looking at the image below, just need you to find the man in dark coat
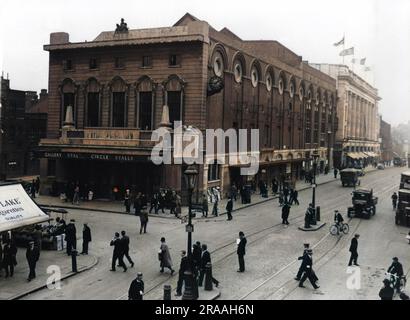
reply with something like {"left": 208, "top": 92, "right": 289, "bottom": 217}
{"left": 298, "top": 249, "right": 319, "bottom": 289}
{"left": 3, "top": 241, "right": 14, "bottom": 277}
{"left": 237, "top": 231, "right": 247, "bottom": 272}
{"left": 149, "top": 193, "right": 159, "bottom": 214}
{"left": 121, "top": 231, "right": 134, "bottom": 267}
{"left": 290, "top": 189, "right": 299, "bottom": 205}
{"left": 81, "top": 224, "right": 92, "bottom": 255}
{"left": 198, "top": 244, "right": 219, "bottom": 287}
{"left": 379, "top": 279, "right": 394, "bottom": 300}
{"left": 175, "top": 250, "right": 189, "bottom": 296}
{"left": 282, "top": 203, "right": 291, "bottom": 225}
{"left": 391, "top": 192, "right": 398, "bottom": 210}
{"left": 124, "top": 189, "right": 131, "bottom": 213}
{"left": 334, "top": 168, "right": 338, "bottom": 179}
{"left": 226, "top": 198, "right": 233, "bottom": 221}
{"left": 128, "top": 272, "right": 144, "bottom": 300}
{"left": 192, "top": 241, "right": 202, "bottom": 272}
{"left": 26, "top": 241, "right": 40, "bottom": 281}
{"left": 65, "top": 219, "right": 77, "bottom": 256}
{"left": 110, "top": 232, "right": 127, "bottom": 272}
{"left": 295, "top": 243, "right": 310, "bottom": 281}
{"left": 348, "top": 234, "right": 360, "bottom": 266}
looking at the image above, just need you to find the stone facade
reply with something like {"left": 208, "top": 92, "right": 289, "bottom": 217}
{"left": 310, "top": 64, "right": 381, "bottom": 168}
{"left": 38, "top": 14, "right": 337, "bottom": 200}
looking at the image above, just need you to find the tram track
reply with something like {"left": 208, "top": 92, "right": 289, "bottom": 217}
{"left": 116, "top": 169, "right": 400, "bottom": 300}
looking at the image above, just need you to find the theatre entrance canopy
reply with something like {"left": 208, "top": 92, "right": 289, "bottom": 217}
{"left": 0, "top": 182, "right": 49, "bottom": 233}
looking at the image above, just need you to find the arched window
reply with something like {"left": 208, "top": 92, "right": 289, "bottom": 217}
{"left": 109, "top": 77, "right": 128, "bottom": 127}
{"left": 163, "top": 75, "right": 185, "bottom": 128}
{"left": 60, "top": 78, "right": 77, "bottom": 127}
{"left": 136, "top": 76, "right": 155, "bottom": 130}
{"left": 85, "top": 78, "right": 101, "bottom": 127}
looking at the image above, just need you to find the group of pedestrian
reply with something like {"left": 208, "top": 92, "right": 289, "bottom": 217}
{"left": 110, "top": 230, "right": 134, "bottom": 272}
{"left": 279, "top": 187, "right": 299, "bottom": 226}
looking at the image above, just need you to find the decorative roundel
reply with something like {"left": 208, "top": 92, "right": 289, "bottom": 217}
{"left": 213, "top": 52, "right": 224, "bottom": 77}
{"left": 278, "top": 78, "right": 284, "bottom": 95}
{"left": 266, "top": 73, "right": 273, "bottom": 91}
{"left": 299, "top": 86, "right": 304, "bottom": 101}
{"left": 251, "top": 66, "right": 259, "bottom": 87}
{"left": 289, "top": 82, "right": 295, "bottom": 98}
{"left": 234, "top": 61, "right": 243, "bottom": 83}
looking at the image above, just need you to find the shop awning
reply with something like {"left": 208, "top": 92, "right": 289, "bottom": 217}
{"left": 347, "top": 152, "right": 360, "bottom": 159}
{"left": 365, "top": 152, "right": 378, "bottom": 157}
{"left": 0, "top": 183, "right": 49, "bottom": 233}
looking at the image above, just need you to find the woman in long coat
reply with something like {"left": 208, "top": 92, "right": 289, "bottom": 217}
{"left": 159, "top": 237, "right": 174, "bottom": 275}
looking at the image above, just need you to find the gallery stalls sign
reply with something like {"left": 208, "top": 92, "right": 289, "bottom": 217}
{"left": 35, "top": 151, "right": 150, "bottom": 163}
{"left": 0, "top": 183, "right": 49, "bottom": 233}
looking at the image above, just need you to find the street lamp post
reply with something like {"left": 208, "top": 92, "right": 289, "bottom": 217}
{"left": 311, "top": 150, "right": 320, "bottom": 225}
{"left": 182, "top": 165, "right": 198, "bottom": 300}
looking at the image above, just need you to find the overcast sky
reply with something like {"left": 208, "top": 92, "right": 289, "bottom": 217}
{"left": 1, "top": 0, "right": 409, "bottom": 126}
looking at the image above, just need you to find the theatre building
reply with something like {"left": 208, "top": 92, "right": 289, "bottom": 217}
{"left": 38, "top": 13, "right": 337, "bottom": 200}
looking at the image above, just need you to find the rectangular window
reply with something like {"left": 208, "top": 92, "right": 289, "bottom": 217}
{"left": 139, "top": 92, "right": 152, "bottom": 130}
{"left": 114, "top": 57, "right": 125, "bottom": 69}
{"left": 87, "top": 93, "right": 100, "bottom": 127}
{"left": 208, "top": 161, "right": 220, "bottom": 181}
{"left": 167, "top": 91, "right": 181, "bottom": 127}
{"left": 63, "top": 92, "right": 75, "bottom": 123}
{"left": 89, "top": 58, "right": 98, "bottom": 70}
{"left": 142, "top": 56, "right": 152, "bottom": 68}
{"left": 169, "top": 54, "right": 179, "bottom": 66}
{"left": 306, "top": 128, "right": 311, "bottom": 143}
{"left": 63, "top": 59, "right": 73, "bottom": 71}
{"left": 112, "top": 92, "right": 126, "bottom": 127}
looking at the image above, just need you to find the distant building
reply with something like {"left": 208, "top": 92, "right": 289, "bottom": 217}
{"left": 310, "top": 64, "right": 381, "bottom": 168}
{"left": 379, "top": 117, "right": 393, "bottom": 163}
{"left": 0, "top": 76, "right": 48, "bottom": 180}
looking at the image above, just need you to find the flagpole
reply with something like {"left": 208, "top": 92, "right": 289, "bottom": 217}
{"left": 342, "top": 32, "right": 345, "bottom": 65}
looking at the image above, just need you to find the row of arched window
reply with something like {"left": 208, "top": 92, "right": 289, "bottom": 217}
{"left": 210, "top": 44, "right": 335, "bottom": 106}
{"left": 59, "top": 75, "right": 185, "bottom": 129}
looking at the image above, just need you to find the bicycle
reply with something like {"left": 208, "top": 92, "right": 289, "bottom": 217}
{"left": 385, "top": 272, "right": 407, "bottom": 294}
{"left": 329, "top": 221, "right": 349, "bottom": 235}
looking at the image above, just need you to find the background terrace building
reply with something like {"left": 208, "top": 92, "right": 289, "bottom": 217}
{"left": 0, "top": 76, "right": 48, "bottom": 180}
{"left": 38, "top": 13, "right": 337, "bottom": 200}
{"left": 311, "top": 64, "right": 381, "bottom": 169}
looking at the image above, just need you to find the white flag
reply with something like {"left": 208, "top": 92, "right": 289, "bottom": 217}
{"left": 339, "top": 47, "right": 354, "bottom": 56}
{"left": 334, "top": 37, "right": 345, "bottom": 47}
{"left": 364, "top": 66, "right": 371, "bottom": 71}
{"left": 351, "top": 58, "right": 357, "bottom": 64}
{"left": 360, "top": 58, "right": 366, "bottom": 65}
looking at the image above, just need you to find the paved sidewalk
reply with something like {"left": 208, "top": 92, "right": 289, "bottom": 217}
{"left": 35, "top": 167, "right": 380, "bottom": 220}
{"left": 0, "top": 249, "right": 98, "bottom": 300}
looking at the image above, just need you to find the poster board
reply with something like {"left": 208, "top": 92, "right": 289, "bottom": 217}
{"left": 0, "top": 183, "right": 49, "bottom": 233}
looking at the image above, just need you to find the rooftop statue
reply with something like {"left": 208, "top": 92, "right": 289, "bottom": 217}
{"left": 115, "top": 18, "right": 129, "bottom": 32}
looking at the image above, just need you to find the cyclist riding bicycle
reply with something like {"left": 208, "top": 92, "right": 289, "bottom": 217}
{"left": 334, "top": 210, "right": 344, "bottom": 235}
{"left": 387, "top": 257, "right": 404, "bottom": 293}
